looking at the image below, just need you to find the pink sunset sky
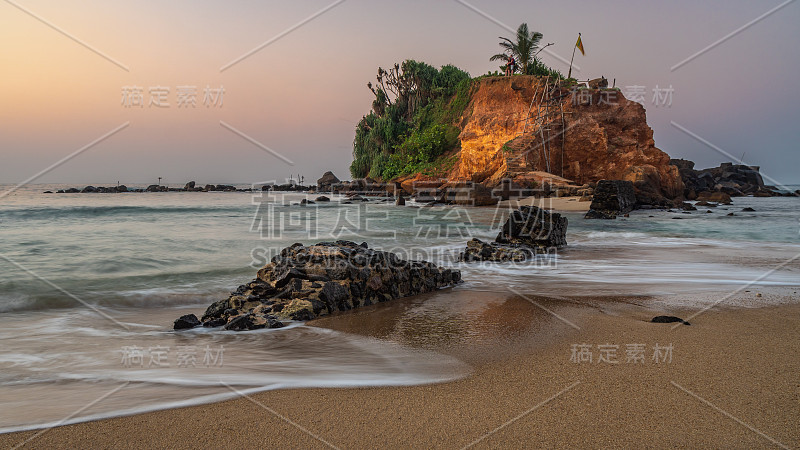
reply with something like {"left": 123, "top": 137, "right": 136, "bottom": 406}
{"left": 1, "top": 0, "right": 798, "bottom": 186}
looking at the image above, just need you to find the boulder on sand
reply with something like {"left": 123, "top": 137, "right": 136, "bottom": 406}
{"left": 651, "top": 315, "right": 690, "bottom": 326}
{"left": 182, "top": 241, "right": 461, "bottom": 331}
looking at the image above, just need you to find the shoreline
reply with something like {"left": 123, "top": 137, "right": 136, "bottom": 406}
{"left": 497, "top": 195, "right": 591, "bottom": 212}
{"left": 2, "top": 290, "right": 798, "bottom": 448}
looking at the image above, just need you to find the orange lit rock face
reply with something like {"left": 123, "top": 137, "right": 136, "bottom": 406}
{"left": 453, "top": 76, "right": 682, "bottom": 202}
{"left": 455, "top": 77, "right": 538, "bottom": 183}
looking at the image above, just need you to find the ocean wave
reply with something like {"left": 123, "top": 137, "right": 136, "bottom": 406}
{"left": 0, "top": 323, "right": 469, "bottom": 433}
{"left": 0, "top": 205, "right": 247, "bottom": 220}
{"left": 0, "top": 267, "right": 250, "bottom": 313}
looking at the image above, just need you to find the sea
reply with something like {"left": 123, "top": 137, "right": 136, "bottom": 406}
{"left": 1, "top": 183, "right": 798, "bottom": 432}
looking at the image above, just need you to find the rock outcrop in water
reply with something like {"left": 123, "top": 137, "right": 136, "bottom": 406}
{"left": 461, "top": 206, "right": 567, "bottom": 262}
{"left": 670, "top": 160, "right": 791, "bottom": 198}
{"left": 177, "top": 241, "right": 461, "bottom": 331}
{"left": 316, "top": 171, "right": 341, "bottom": 190}
{"left": 585, "top": 180, "right": 637, "bottom": 219}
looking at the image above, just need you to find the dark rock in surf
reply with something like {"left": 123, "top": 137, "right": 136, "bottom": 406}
{"left": 173, "top": 314, "right": 201, "bottom": 330}
{"left": 497, "top": 205, "right": 568, "bottom": 249}
{"left": 460, "top": 238, "right": 536, "bottom": 262}
{"left": 184, "top": 240, "right": 461, "bottom": 330}
{"left": 585, "top": 180, "right": 636, "bottom": 219}
{"left": 224, "top": 313, "right": 284, "bottom": 331}
{"left": 460, "top": 205, "right": 567, "bottom": 262}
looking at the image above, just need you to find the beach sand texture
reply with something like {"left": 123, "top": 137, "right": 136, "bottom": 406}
{"left": 3, "top": 291, "right": 797, "bottom": 449}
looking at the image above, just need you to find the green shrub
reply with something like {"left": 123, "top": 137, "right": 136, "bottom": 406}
{"left": 526, "top": 59, "right": 564, "bottom": 79}
{"left": 352, "top": 60, "right": 472, "bottom": 180}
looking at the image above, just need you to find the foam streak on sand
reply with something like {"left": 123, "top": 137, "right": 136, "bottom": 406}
{"left": 2, "top": 295, "right": 798, "bottom": 448}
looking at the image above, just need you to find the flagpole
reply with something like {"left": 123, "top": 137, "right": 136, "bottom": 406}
{"left": 568, "top": 46, "right": 576, "bottom": 79}
{"left": 568, "top": 33, "right": 580, "bottom": 79}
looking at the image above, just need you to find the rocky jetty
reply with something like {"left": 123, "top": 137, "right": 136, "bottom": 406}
{"left": 176, "top": 241, "right": 461, "bottom": 331}
{"left": 398, "top": 180, "right": 498, "bottom": 206}
{"left": 55, "top": 181, "right": 259, "bottom": 194}
{"left": 585, "top": 180, "right": 637, "bottom": 219}
{"left": 461, "top": 205, "right": 567, "bottom": 262}
{"left": 261, "top": 183, "right": 312, "bottom": 192}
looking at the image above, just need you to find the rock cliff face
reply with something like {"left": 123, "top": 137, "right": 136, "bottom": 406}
{"left": 451, "top": 76, "right": 682, "bottom": 204}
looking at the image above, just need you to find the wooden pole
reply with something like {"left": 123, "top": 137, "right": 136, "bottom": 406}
{"left": 567, "top": 33, "right": 580, "bottom": 79}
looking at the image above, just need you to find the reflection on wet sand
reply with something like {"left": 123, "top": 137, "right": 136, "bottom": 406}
{"left": 311, "top": 287, "right": 594, "bottom": 365}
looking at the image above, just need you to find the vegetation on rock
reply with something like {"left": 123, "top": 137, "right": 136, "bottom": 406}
{"left": 489, "top": 23, "right": 564, "bottom": 79}
{"left": 351, "top": 60, "right": 471, "bottom": 180}
{"left": 350, "top": 25, "right": 565, "bottom": 181}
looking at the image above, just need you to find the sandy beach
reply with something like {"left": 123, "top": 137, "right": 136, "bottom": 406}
{"left": 498, "top": 196, "right": 592, "bottom": 212}
{"left": 3, "top": 289, "right": 797, "bottom": 449}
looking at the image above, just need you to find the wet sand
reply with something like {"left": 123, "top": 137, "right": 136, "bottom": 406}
{"left": 2, "top": 291, "right": 798, "bottom": 449}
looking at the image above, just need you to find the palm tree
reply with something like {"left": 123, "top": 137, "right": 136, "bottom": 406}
{"left": 490, "top": 23, "right": 543, "bottom": 75}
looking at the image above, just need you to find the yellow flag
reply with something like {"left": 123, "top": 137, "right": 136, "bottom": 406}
{"left": 576, "top": 35, "right": 585, "bottom": 56}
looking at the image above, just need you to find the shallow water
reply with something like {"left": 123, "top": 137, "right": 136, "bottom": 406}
{"left": 0, "top": 183, "right": 798, "bottom": 431}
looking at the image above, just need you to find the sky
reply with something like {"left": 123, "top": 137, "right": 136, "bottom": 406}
{"left": 1, "top": 0, "right": 798, "bottom": 186}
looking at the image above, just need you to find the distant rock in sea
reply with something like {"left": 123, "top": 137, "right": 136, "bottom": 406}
{"left": 316, "top": 171, "right": 340, "bottom": 190}
{"left": 670, "top": 160, "right": 793, "bottom": 198}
